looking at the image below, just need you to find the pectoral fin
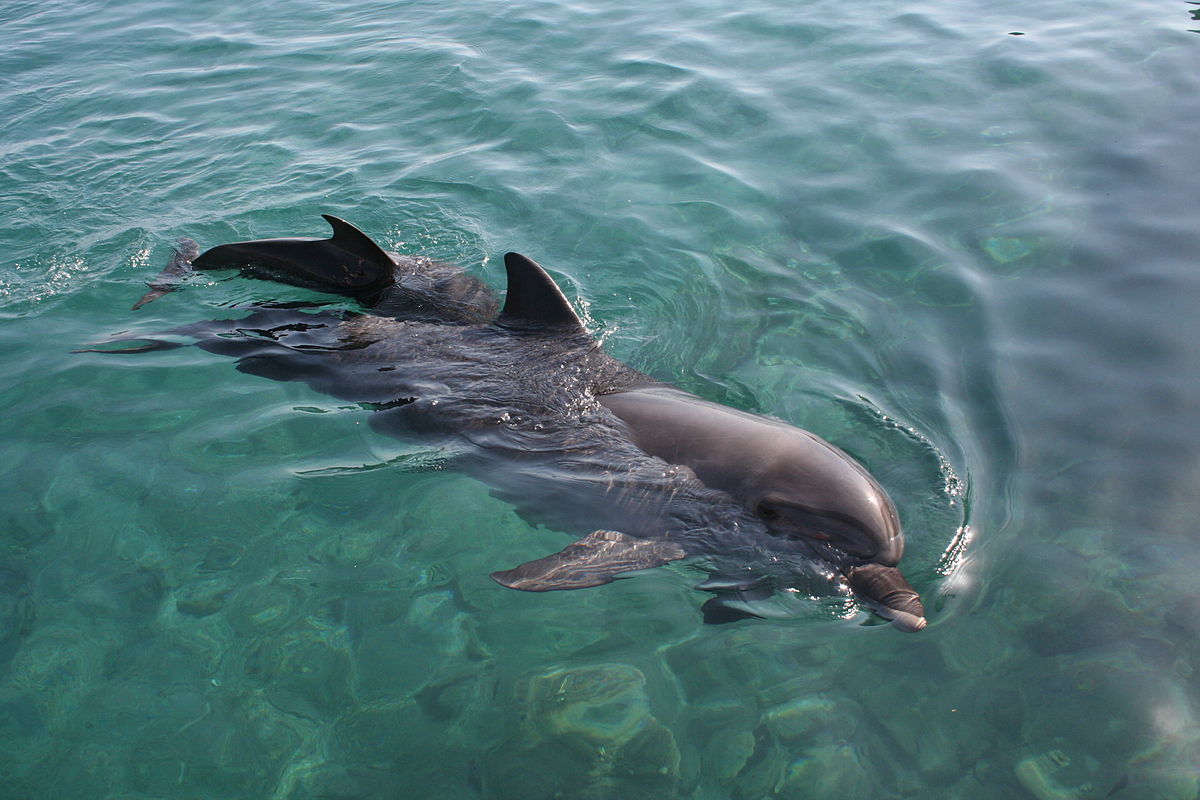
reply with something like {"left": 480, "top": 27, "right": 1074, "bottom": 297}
{"left": 695, "top": 573, "right": 776, "bottom": 624}
{"left": 700, "top": 597, "right": 765, "bottom": 625}
{"left": 490, "top": 530, "right": 686, "bottom": 591}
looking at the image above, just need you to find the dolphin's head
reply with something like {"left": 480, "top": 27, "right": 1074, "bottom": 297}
{"left": 747, "top": 432, "right": 905, "bottom": 567}
{"left": 593, "top": 386, "right": 907, "bottom": 567}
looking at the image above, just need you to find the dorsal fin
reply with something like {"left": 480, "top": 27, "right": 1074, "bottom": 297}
{"left": 321, "top": 214, "right": 395, "bottom": 271}
{"left": 498, "top": 252, "right": 584, "bottom": 330}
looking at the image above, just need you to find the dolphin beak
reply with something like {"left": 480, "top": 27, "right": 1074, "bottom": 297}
{"left": 843, "top": 562, "right": 925, "bottom": 632}
{"left": 884, "top": 609, "right": 927, "bottom": 632}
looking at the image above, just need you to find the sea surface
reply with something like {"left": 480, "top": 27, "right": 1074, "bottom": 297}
{"left": 2, "top": 0, "right": 1199, "bottom": 797}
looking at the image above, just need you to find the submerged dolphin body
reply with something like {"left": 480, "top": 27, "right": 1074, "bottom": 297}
{"left": 112, "top": 215, "right": 925, "bottom": 631}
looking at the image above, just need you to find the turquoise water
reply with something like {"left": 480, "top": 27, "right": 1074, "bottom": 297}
{"left": 2, "top": 0, "right": 1199, "bottom": 796}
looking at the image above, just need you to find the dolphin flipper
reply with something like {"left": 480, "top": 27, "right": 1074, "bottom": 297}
{"left": 700, "top": 597, "right": 764, "bottom": 624}
{"left": 694, "top": 573, "right": 775, "bottom": 624}
{"left": 490, "top": 530, "right": 686, "bottom": 591}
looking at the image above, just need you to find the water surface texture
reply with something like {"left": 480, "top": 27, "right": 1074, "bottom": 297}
{"left": 3, "top": 1, "right": 1199, "bottom": 798}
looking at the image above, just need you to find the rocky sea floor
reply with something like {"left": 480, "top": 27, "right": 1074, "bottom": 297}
{"left": 2, "top": 462, "right": 1196, "bottom": 799}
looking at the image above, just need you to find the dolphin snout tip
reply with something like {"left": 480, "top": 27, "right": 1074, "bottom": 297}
{"left": 888, "top": 611, "right": 927, "bottom": 632}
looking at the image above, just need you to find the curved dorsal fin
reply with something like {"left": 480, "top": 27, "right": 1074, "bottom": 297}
{"left": 321, "top": 214, "right": 395, "bottom": 271}
{"left": 498, "top": 252, "right": 584, "bottom": 330}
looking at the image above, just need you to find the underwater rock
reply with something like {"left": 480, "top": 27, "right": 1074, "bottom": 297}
{"left": 0, "top": 565, "right": 35, "bottom": 653}
{"left": 351, "top": 586, "right": 489, "bottom": 703}
{"left": 1012, "top": 643, "right": 1200, "bottom": 800}
{"left": 664, "top": 627, "right": 836, "bottom": 708}
{"left": 981, "top": 235, "right": 1032, "bottom": 265}
{"left": 283, "top": 761, "right": 478, "bottom": 800}
{"left": 159, "top": 612, "right": 228, "bottom": 674}
{"left": 1015, "top": 743, "right": 1198, "bottom": 800}
{"left": 0, "top": 689, "right": 48, "bottom": 777}
{"left": 726, "top": 738, "right": 786, "bottom": 800}
{"left": 522, "top": 663, "right": 654, "bottom": 747}
{"left": 244, "top": 628, "right": 353, "bottom": 721}
{"left": 483, "top": 736, "right": 599, "bottom": 800}
{"left": 483, "top": 603, "right": 612, "bottom": 657}
{"left": 200, "top": 537, "right": 246, "bottom": 571}
{"left": 1028, "top": 604, "right": 1137, "bottom": 657}
{"left": 763, "top": 694, "right": 860, "bottom": 745}
{"left": 72, "top": 566, "right": 166, "bottom": 619}
{"left": 414, "top": 669, "right": 495, "bottom": 726}
{"left": 175, "top": 576, "right": 233, "bottom": 617}
{"left": 406, "top": 588, "right": 485, "bottom": 658}
{"left": 483, "top": 662, "right": 682, "bottom": 799}
{"left": 727, "top": 689, "right": 897, "bottom": 800}
{"left": 1123, "top": 770, "right": 1200, "bottom": 800}
{"left": 312, "top": 527, "right": 389, "bottom": 568}
{"left": 939, "top": 618, "right": 1027, "bottom": 677}
{"left": 485, "top": 721, "right": 682, "bottom": 800}
{"left": 774, "top": 742, "right": 880, "bottom": 799}
{"left": 36, "top": 677, "right": 304, "bottom": 800}
{"left": 865, "top": 689, "right": 981, "bottom": 788}
{"left": 702, "top": 727, "right": 757, "bottom": 783}
{"left": 127, "top": 696, "right": 302, "bottom": 799}
{"left": 1014, "top": 750, "right": 1099, "bottom": 800}
{"left": 40, "top": 456, "right": 137, "bottom": 538}
{"left": 1019, "top": 647, "right": 1139, "bottom": 751}
{"left": 8, "top": 624, "right": 110, "bottom": 726}
{"left": 677, "top": 699, "right": 761, "bottom": 776}
{"left": 1163, "top": 593, "right": 1200, "bottom": 639}
{"left": 330, "top": 701, "right": 480, "bottom": 797}
{"left": 334, "top": 704, "right": 421, "bottom": 769}
{"left": 225, "top": 578, "right": 309, "bottom": 636}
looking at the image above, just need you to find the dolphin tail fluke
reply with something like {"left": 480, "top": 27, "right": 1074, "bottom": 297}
{"left": 132, "top": 238, "right": 201, "bottom": 310}
{"left": 190, "top": 215, "right": 396, "bottom": 296}
{"left": 490, "top": 529, "right": 686, "bottom": 591}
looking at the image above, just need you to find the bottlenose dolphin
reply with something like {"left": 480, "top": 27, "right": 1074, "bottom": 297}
{"left": 99, "top": 215, "right": 925, "bottom": 631}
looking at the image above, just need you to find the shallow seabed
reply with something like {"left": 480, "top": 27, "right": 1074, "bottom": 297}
{"left": 2, "top": 0, "right": 1199, "bottom": 798}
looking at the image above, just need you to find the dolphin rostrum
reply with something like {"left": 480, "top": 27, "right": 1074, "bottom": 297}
{"left": 98, "top": 215, "right": 926, "bottom": 631}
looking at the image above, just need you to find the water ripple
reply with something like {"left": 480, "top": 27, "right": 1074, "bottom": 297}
{"left": 3, "top": 0, "right": 1200, "bottom": 796}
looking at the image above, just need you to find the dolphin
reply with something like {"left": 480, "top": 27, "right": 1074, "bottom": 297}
{"left": 103, "top": 215, "right": 925, "bottom": 631}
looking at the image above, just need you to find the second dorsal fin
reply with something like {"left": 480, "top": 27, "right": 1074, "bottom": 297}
{"left": 498, "top": 252, "right": 584, "bottom": 330}
{"left": 321, "top": 214, "right": 395, "bottom": 272}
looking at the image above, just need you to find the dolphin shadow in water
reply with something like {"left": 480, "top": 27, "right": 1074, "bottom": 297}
{"left": 91, "top": 215, "right": 926, "bottom": 631}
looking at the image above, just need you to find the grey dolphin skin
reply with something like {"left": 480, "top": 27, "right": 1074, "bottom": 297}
{"left": 108, "top": 215, "right": 925, "bottom": 631}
